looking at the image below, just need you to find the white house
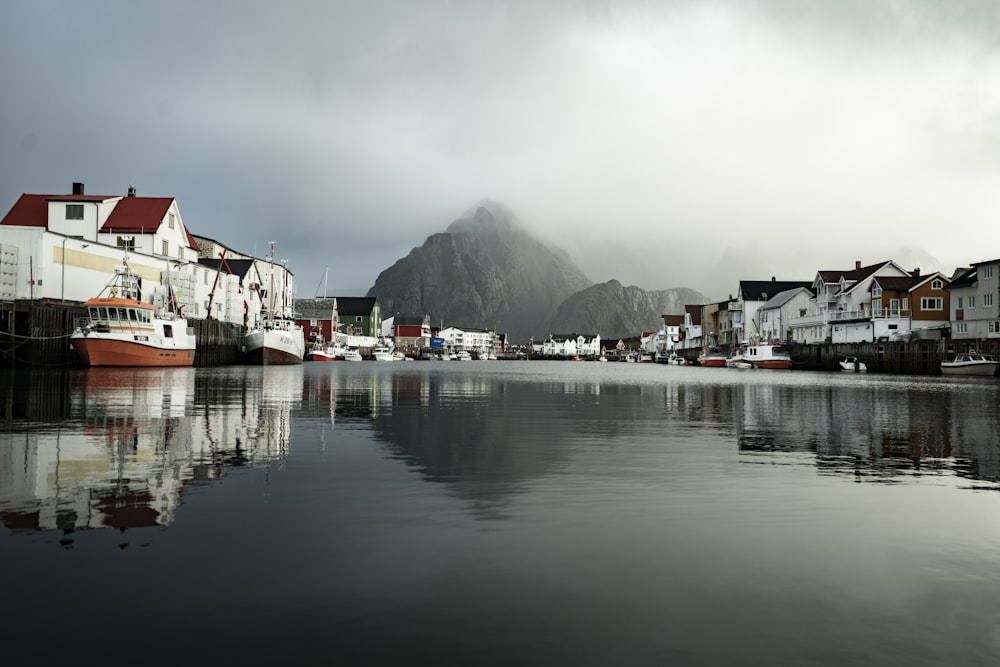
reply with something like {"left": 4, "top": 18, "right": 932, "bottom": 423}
{"left": 439, "top": 326, "right": 495, "bottom": 353}
{"left": 758, "top": 287, "right": 814, "bottom": 343}
{"left": 0, "top": 183, "right": 296, "bottom": 330}
{"left": 543, "top": 333, "right": 601, "bottom": 358}
{"left": 734, "top": 279, "right": 813, "bottom": 344}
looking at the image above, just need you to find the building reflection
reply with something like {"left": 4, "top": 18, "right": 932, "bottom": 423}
{"left": 0, "top": 366, "right": 301, "bottom": 542}
{"left": 733, "top": 379, "right": 1000, "bottom": 487}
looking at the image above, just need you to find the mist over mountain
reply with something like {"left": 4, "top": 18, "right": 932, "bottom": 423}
{"left": 368, "top": 202, "right": 592, "bottom": 342}
{"left": 367, "top": 202, "right": 711, "bottom": 343}
{"left": 549, "top": 280, "right": 708, "bottom": 340}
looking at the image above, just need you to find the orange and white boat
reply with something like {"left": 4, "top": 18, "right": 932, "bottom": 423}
{"left": 70, "top": 260, "right": 196, "bottom": 367}
{"left": 727, "top": 341, "right": 792, "bottom": 370}
{"left": 697, "top": 346, "right": 728, "bottom": 367}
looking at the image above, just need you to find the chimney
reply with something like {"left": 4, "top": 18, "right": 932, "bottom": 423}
{"left": 855, "top": 260, "right": 861, "bottom": 270}
{"left": 912, "top": 267, "right": 920, "bottom": 277}
{"left": 72, "top": 182, "right": 84, "bottom": 195}
{"left": 127, "top": 185, "right": 136, "bottom": 197}
{"left": 771, "top": 276, "right": 776, "bottom": 282}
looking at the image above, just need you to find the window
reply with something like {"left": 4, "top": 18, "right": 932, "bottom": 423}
{"left": 356, "top": 316, "right": 363, "bottom": 322}
{"left": 969, "top": 296, "right": 976, "bottom": 308}
{"left": 986, "top": 294, "right": 994, "bottom": 307}
{"left": 921, "top": 297, "right": 943, "bottom": 310}
{"left": 957, "top": 297, "right": 964, "bottom": 309}
{"left": 890, "top": 299, "right": 900, "bottom": 314}
{"left": 931, "top": 279, "right": 943, "bottom": 289}
{"left": 985, "top": 265, "right": 994, "bottom": 279}
{"left": 66, "top": 204, "right": 84, "bottom": 220}
{"left": 956, "top": 322, "right": 968, "bottom": 334}
{"left": 990, "top": 321, "right": 1000, "bottom": 334}
{"left": 116, "top": 236, "right": 135, "bottom": 250}
{"left": 168, "top": 213, "right": 175, "bottom": 229}
{"left": 162, "top": 240, "right": 169, "bottom": 256}
{"left": 872, "top": 285, "right": 883, "bottom": 297}
{"left": 873, "top": 299, "right": 882, "bottom": 315}
{"left": 902, "top": 298, "right": 909, "bottom": 311}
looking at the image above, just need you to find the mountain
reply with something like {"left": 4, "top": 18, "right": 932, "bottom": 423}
{"left": 367, "top": 201, "right": 592, "bottom": 342}
{"left": 548, "top": 280, "right": 709, "bottom": 340}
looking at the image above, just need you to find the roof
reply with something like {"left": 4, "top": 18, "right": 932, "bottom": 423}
{"left": 394, "top": 315, "right": 428, "bottom": 326}
{"left": 871, "top": 276, "right": 921, "bottom": 292}
{"left": 661, "top": 314, "right": 684, "bottom": 326}
{"left": 101, "top": 197, "right": 173, "bottom": 234}
{"left": 0, "top": 192, "right": 113, "bottom": 227}
{"left": 947, "top": 267, "right": 977, "bottom": 290}
{"left": 739, "top": 280, "right": 812, "bottom": 301}
{"left": 761, "top": 287, "right": 812, "bottom": 309}
{"left": 199, "top": 257, "right": 255, "bottom": 279}
{"left": 684, "top": 304, "right": 702, "bottom": 324}
{"left": 549, "top": 332, "right": 598, "bottom": 341}
{"left": 295, "top": 296, "right": 377, "bottom": 318}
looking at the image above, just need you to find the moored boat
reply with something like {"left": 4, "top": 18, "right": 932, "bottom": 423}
{"left": 69, "top": 260, "right": 196, "bottom": 367}
{"left": 697, "top": 347, "right": 728, "bottom": 367}
{"left": 244, "top": 243, "right": 305, "bottom": 365}
{"left": 940, "top": 350, "right": 999, "bottom": 377}
{"left": 727, "top": 341, "right": 792, "bottom": 370}
{"left": 839, "top": 357, "right": 867, "bottom": 373}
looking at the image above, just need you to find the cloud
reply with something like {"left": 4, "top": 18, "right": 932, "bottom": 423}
{"left": 3, "top": 0, "right": 1000, "bottom": 300}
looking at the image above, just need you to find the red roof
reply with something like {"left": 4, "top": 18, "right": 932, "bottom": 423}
{"left": 0, "top": 194, "right": 49, "bottom": 227}
{"left": 2, "top": 193, "right": 129, "bottom": 228}
{"left": 101, "top": 197, "right": 173, "bottom": 233}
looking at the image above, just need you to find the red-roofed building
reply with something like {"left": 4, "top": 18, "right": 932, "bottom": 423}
{"left": 0, "top": 182, "right": 289, "bottom": 331}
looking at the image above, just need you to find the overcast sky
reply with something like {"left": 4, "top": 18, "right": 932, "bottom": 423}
{"left": 3, "top": 0, "right": 1000, "bottom": 300}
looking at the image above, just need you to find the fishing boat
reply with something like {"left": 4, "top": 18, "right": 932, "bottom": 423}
{"left": 727, "top": 341, "right": 792, "bottom": 369}
{"left": 244, "top": 242, "right": 305, "bottom": 365}
{"left": 940, "top": 350, "right": 999, "bottom": 377}
{"left": 342, "top": 347, "right": 363, "bottom": 362}
{"left": 69, "top": 259, "right": 196, "bottom": 367}
{"left": 306, "top": 340, "right": 343, "bottom": 361}
{"left": 697, "top": 347, "right": 728, "bottom": 367}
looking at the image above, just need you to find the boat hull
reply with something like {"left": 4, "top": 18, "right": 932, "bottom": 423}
{"left": 940, "top": 363, "right": 998, "bottom": 377}
{"left": 698, "top": 357, "right": 727, "bottom": 367}
{"left": 70, "top": 336, "right": 195, "bottom": 367}
{"left": 245, "top": 327, "right": 305, "bottom": 365}
{"left": 751, "top": 359, "right": 793, "bottom": 370}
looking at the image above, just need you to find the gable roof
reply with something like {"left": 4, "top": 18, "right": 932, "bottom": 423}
{"left": 199, "top": 257, "right": 255, "bottom": 280}
{"left": 761, "top": 287, "right": 812, "bottom": 310}
{"left": 871, "top": 276, "right": 921, "bottom": 292}
{"left": 1, "top": 192, "right": 115, "bottom": 228}
{"left": 299, "top": 296, "right": 379, "bottom": 317}
{"left": 101, "top": 197, "right": 173, "bottom": 234}
{"left": 661, "top": 314, "right": 684, "bottom": 327}
{"left": 739, "top": 280, "right": 812, "bottom": 301}
{"left": 684, "top": 304, "right": 702, "bottom": 324}
{"left": 947, "top": 267, "right": 977, "bottom": 290}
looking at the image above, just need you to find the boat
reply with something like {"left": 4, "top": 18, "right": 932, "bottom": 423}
{"left": 69, "top": 259, "right": 196, "bottom": 367}
{"left": 244, "top": 242, "right": 305, "bottom": 365}
{"left": 727, "top": 341, "right": 792, "bottom": 369}
{"left": 454, "top": 350, "right": 473, "bottom": 361}
{"left": 839, "top": 357, "right": 867, "bottom": 373}
{"left": 306, "top": 341, "right": 344, "bottom": 362}
{"left": 940, "top": 350, "right": 999, "bottom": 377}
{"left": 342, "top": 347, "right": 363, "bottom": 362}
{"left": 697, "top": 347, "right": 728, "bottom": 367}
{"left": 372, "top": 345, "right": 397, "bottom": 361}
{"left": 668, "top": 353, "right": 687, "bottom": 365}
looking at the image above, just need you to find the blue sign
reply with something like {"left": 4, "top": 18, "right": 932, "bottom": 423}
{"left": 430, "top": 337, "right": 445, "bottom": 349}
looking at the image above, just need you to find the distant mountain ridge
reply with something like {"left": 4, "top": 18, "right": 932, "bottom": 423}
{"left": 367, "top": 202, "right": 708, "bottom": 342}
{"left": 549, "top": 280, "right": 707, "bottom": 339}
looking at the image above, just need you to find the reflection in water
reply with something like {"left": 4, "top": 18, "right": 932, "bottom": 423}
{"left": 0, "top": 366, "right": 301, "bottom": 542}
{"left": 733, "top": 377, "right": 1000, "bottom": 488}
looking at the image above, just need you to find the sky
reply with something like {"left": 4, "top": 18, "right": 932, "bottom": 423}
{"left": 3, "top": 0, "right": 1000, "bottom": 300}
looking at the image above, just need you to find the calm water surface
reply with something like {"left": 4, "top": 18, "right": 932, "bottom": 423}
{"left": 2, "top": 361, "right": 1000, "bottom": 665}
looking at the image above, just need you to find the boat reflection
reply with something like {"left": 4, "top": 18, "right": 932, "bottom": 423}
{"left": 0, "top": 366, "right": 301, "bottom": 543}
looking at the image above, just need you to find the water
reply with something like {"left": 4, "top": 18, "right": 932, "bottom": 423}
{"left": 2, "top": 362, "right": 1000, "bottom": 665}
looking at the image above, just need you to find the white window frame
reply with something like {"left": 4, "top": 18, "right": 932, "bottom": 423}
{"left": 920, "top": 297, "right": 942, "bottom": 310}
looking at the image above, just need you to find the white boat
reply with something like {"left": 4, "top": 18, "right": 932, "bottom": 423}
{"left": 839, "top": 357, "right": 867, "bottom": 373}
{"left": 455, "top": 350, "right": 473, "bottom": 361}
{"left": 727, "top": 342, "right": 792, "bottom": 369}
{"left": 342, "top": 347, "right": 363, "bottom": 362}
{"left": 244, "top": 242, "right": 305, "bottom": 365}
{"left": 940, "top": 350, "right": 999, "bottom": 377}
{"left": 69, "top": 259, "right": 196, "bottom": 367}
